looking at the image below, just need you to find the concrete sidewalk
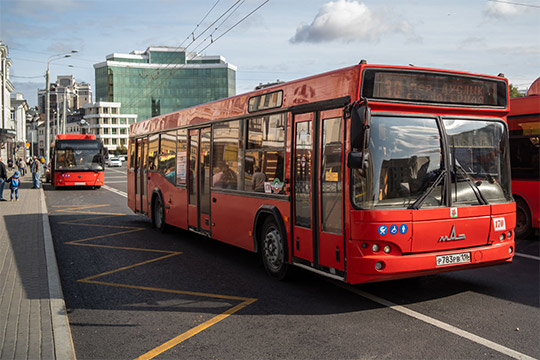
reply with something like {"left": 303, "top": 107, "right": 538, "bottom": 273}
{"left": 0, "top": 171, "right": 75, "bottom": 359}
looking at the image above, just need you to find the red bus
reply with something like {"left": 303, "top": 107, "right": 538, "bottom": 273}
{"left": 128, "top": 63, "right": 515, "bottom": 284}
{"left": 509, "top": 78, "right": 540, "bottom": 238}
{"left": 49, "top": 134, "right": 106, "bottom": 189}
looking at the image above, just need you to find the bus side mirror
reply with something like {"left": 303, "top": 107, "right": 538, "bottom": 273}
{"left": 350, "top": 104, "right": 371, "bottom": 150}
{"left": 347, "top": 151, "right": 364, "bottom": 169}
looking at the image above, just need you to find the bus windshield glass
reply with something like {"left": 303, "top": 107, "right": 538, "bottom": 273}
{"left": 54, "top": 140, "right": 104, "bottom": 171}
{"left": 352, "top": 116, "right": 511, "bottom": 209}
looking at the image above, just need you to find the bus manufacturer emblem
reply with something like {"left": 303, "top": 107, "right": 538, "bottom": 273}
{"left": 450, "top": 207, "right": 458, "bottom": 218}
{"left": 438, "top": 225, "right": 466, "bottom": 242}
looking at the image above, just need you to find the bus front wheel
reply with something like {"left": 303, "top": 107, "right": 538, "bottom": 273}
{"left": 515, "top": 197, "right": 532, "bottom": 239}
{"left": 152, "top": 194, "right": 166, "bottom": 233}
{"left": 260, "top": 217, "right": 288, "bottom": 280}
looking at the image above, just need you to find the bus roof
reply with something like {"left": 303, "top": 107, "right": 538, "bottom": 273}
{"left": 56, "top": 134, "right": 97, "bottom": 140}
{"left": 130, "top": 63, "right": 508, "bottom": 137}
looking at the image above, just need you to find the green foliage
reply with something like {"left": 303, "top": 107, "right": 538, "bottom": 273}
{"left": 509, "top": 84, "right": 524, "bottom": 98}
{"left": 115, "top": 145, "right": 128, "bottom": 155}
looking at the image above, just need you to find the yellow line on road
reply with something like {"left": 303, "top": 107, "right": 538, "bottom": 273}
{"left": 135, "top": 299, "right": 257, "bottom": 360}
{"left": 79, "top": 252, "right": 180, "bottom": 282}
{"left": 56, "top": 203, "right": 258, "bottom": 359}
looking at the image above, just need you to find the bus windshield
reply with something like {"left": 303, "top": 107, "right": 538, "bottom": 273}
{"left": 352, "top": 116, "right": 511, "bottom": 209}
{"left": 55, "top": 140, "right": 104, "bottom": 171}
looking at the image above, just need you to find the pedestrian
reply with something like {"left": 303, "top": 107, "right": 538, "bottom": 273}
{"left": 0, "top": 157, "right": 7, "bottom": 201}
{"left": 18, "top": 158, "right": 25, "bottom": 177}
{"left": 31, "top": 156, "right": 41, "bottom": 189}
{"left": 7, "top": 171, "right": 20, "bottom": 201}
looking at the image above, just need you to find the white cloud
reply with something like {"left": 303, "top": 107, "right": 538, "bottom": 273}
{"left": 289, "top": 0, "right": 415, "bottom": 44}
{"left": 484, "top": 1, "right": 522, "bottom": 18}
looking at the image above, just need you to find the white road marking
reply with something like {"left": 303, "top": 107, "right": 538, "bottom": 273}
{"left": 515, "top": 252, "right": 540, "bottom": 261}
{"left": 339, "top": 283, "right": 536, "bottom": 360}
{"left": 102, "top": 184, "right": 127, "bottom": 198}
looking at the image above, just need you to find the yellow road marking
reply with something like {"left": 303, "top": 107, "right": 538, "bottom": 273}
{"left": 57, "top": 204, "right": 258, "bottom": 359}
{"left": 135, "top": 298, "right": 257, "bottom": 360}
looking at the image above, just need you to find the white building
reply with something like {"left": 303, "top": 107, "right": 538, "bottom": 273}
{"left": 10, "top": 93, "right": 29, "bottom": 160}
{"left": 80, "top": 102, "right": 137, "bottom": 154}
{"left": 0, "top": 41, "right": 15, "bottom": 161}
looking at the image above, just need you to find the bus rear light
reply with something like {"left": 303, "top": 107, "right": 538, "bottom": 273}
{"left": 372, "top": 244, "right": 380, "bottom": 252}
{"left": 375, "top": 261, "right": 385, "bottom": 271}
{"left": 383, "top": 245, "right": 391, "bottom": 253}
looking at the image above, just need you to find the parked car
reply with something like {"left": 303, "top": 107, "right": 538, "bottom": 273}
{"left": 108, "top": 157, "right": 122, "bottom": 167}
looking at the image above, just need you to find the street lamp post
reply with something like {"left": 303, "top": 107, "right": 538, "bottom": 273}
{"left": 45, "top": 50, "right": 77, "bottom": 164}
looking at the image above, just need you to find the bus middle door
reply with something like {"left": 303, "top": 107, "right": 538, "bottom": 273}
{"left": 187, "top": 128, "right": 212, "bottom": 234}
{"left": 292, "top": 109, "right": 345, "bottom": 273}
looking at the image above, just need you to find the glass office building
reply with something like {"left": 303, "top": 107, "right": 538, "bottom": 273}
{"left": 94, "top": 46, "right": 236, "bottom": 121}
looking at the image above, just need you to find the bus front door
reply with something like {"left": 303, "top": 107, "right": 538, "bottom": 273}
{"left": 187, "top": 128, "right": 212, "bottom": 234}
{"left": 293, "top": 109, "right": 345, "bottom": 274}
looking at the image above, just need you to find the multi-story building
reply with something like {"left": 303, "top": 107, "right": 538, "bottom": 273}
{"left": 94, "top": 46, "right": 236, "bottom": 121}
{"left": 79, "top": 102, "right": 137, "bottom": 154}
{"left": 10, "top": 93, "right": 29, "bottom": 160}
{"left": 37, "top": 75, "right": 92, "bottom": 121}
{"left": 0, "top": 41, "right": 15, "bottom": 161}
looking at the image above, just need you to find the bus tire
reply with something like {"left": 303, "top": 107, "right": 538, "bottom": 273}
{"left": 152, "top": 193, "right": 166, "bottom": 233}
{"left": 260, "top": 217, "right": 288, "bottom": 280}
{"left": 515, "top": 197, "right": 532, "bottom": 239}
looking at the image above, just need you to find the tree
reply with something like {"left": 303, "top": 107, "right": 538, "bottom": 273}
{"left": 509, "top": 84, "right": 524, "bottom": 98}
{"left": 115, "top": 145, "right": 128, "bottom": 155}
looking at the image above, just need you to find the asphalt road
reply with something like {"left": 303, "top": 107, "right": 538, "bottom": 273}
{"left": 45, "top": 165, "right": 540, "bottom": 360}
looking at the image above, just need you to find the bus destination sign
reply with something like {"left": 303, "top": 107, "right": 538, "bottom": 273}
{"left": 362, "top": 70, "right": 507, "bottom": 107}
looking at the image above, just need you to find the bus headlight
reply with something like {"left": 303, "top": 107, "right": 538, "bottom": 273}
{"left": 372, "top": 244, "right": 379, "bottom": 252}
{"left": 375, "top": 261, "right": 384, "bottom": 271}
{"left": 383, "top": 245, "right": 391, "bottom": 253}
{"left": 499, "top": 233, "right": 506, "bottom": 241}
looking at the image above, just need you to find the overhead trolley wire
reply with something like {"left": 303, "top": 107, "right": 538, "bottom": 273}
{"left": 120, "top": 0, "right": 269, "bottom": 114}
{"left": 120, "top": 0, "right": 246, "bottom": 111}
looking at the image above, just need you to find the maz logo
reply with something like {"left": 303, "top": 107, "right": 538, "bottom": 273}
{"left": 438, "top": 225, "right": 466, "bottom": 242}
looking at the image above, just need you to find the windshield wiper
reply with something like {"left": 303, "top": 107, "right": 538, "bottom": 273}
{"left": 453, "top": 164, "right": 488, "bottom": 205}
{"left": 409, "top": 169, "right": 447, "bottom": 210}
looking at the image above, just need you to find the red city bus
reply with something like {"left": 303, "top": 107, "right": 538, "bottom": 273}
{"left": 509, "top": 78, "right": 540, "bottom": 238}
{"left": 128, "top": 63, "right": 515, "bottom": 284}
{"left": 49, "top": 134, "right": 106, "bottom": 189}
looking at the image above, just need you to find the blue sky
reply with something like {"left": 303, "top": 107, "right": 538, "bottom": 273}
{"left": 1, "top": 0, "right": 539, "bottom": 107}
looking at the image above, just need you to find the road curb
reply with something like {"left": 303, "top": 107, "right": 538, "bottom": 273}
{"left": 40, "top": 187, "right": 77, "bottom": 360}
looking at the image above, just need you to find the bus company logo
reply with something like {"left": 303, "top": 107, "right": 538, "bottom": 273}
{"left": 450, "top": 207, "right": 458, "bottom": 218}
{"left": 438, "top": 225, "right": 466, "bottom": 242}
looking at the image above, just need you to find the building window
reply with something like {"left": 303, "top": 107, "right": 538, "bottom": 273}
{"left": 112, "top": 118, "right": 117, "bottom": 124}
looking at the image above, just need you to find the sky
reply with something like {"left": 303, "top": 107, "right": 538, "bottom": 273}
{"left": 1, "top": 0, "right": 539, "bottom": 108}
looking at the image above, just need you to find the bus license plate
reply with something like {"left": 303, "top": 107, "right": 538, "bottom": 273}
{"left": 75, "top": 182, "right": 86, "bottom": 185}
{"left": 436, "top": 252, "right": 471, "bottom": 266}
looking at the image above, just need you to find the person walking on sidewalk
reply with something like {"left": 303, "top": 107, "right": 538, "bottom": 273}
{"left": 31, "top": 156, "right": 41, "bottom": 189}
{"left": 0, "top": 157, "right": 6, "bottom": 201}
{"left": 7, "top": 171, "right": 20, "bottom": 201}
{"left": 18, "top": 158, "right": 26, "bottom": 177}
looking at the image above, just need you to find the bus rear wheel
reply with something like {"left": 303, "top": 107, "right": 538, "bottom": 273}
{"left": 260, "top": 217, "right": 288, "bottom": 280}
{"left": 515, "top": 197, "right": 532, "bottom": 239}
{"left": 152, "top": 194, "right": 166, "bottom": 233}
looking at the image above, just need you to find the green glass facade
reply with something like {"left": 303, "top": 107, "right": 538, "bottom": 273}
{"left": 95, "top": 47, "right": 236, "bottom": 121}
